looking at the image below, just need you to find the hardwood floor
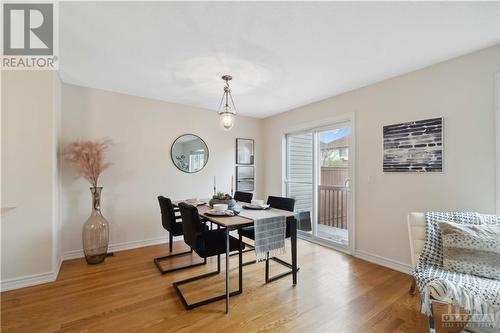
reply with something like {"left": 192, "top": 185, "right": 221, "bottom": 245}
{"left": 1, "top": 240, "right": 463, "bottom": 332}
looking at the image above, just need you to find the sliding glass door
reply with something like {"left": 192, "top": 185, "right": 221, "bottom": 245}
{"left": 285, "top": 121, "right": 353, "bottom": 252}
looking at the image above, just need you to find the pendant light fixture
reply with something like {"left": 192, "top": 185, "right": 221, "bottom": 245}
{"left": 217, "top": 75, "right": 237, "bottom": 130}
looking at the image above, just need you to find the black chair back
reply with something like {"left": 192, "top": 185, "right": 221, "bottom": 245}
{"left": 267, "top": 196, "right": 295, "bottom": 212}
{"left": 234, "top": 191, "right": 253, "bottom": 203}
{"left": 178, "top": 203, "right": 205, "bottom": 251}
{"left": 158, "top": 196, "right": 177, "bottom": 232}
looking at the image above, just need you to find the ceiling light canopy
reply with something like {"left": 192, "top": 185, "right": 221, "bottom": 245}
{"left": 217, "top": 75, "right": 237, "bottom": 130}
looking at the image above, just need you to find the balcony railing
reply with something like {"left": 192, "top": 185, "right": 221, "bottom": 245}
{"left": 318, "top": 185, "right": 348, "bottom": 230}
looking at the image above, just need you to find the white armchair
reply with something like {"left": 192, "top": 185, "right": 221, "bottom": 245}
{"left": 407, "top": 212, "right": 495, "bottom": 333}
{"left": 407, "top": 212, "right": 426, "bottom": 294}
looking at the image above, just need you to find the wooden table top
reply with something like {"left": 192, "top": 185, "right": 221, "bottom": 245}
{"left": 173, "top": 201, "right": 295, "bottom": 228}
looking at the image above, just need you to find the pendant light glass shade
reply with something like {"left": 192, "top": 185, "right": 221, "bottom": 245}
{"left": 220, "top": 112, "right": 234, "bottom": 130}
{"left": 217, "top": 75, "right": 237, "bottom": 130}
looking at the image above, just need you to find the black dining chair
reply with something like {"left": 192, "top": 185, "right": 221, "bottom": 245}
{"left": 173, "top": 203, "right": 244, "bottom": 310}
{"left": 233, "top": 191, "right": 253, "bottom": 203}
{"left": 229, "top": 191, "right": 254, "bottom": 256}
{"left": 238, "top": 195, "right": 299, "bottom": 283}
{"left": 153, "top": 196, "right": 207, "bottom": 274}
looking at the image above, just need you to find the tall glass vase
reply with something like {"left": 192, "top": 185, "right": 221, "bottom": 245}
{"left": 83, "top": 187, "right": 109, "bottom": 264}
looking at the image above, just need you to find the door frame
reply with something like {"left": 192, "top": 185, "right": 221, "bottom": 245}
{"left": 282, "top": 113, "right": 356, "bottom": 255}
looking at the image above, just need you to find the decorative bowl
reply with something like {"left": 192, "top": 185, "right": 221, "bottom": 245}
{"left": 213, "top": 204, "right": 228, "bottom": 212}
{"left": 209, "top": 198, "right": 236, "bottom": 209}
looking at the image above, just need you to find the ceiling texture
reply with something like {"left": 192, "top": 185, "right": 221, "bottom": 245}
{"left": 59, "top": 2, "right": 500, "bottom": 118}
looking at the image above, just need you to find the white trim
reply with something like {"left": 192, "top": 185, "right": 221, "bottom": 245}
{"left": 55, "top": 255, "right": 62, "bottom": 279}
{"left": 349, "top": 113, "right": 356, "bottom": 253}
{"left": 2, "top": 236, "right": 176, "bottom": 291}
{"left": 280, "top": 134, "right": 287, "bottom": 196}
{"left": 1, "top": 270, "right": 59, "bottom": 292}
{"left": 354, "top": 249, "right": 412, "bottom": 275}
{"left": 298, "top": 233, "right": 351, "bottom": 255}
{"left": 281, "top": 114, "right": 355, "bottom": 135}
{"left": 62, "top": 236, "right": 171, "bottom": 260}
{"left": 1, "top": 255, "right": 63, "bottom": 292}
{"left": 408, "top": 215, "right": 417, "bottom": 269}
{"left": 299, "top": 233, "right": 412, "bottom": 274}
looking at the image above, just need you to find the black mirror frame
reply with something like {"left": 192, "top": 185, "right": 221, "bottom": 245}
{"left": 170, "top": 134, "right": 209, "bottom": 174}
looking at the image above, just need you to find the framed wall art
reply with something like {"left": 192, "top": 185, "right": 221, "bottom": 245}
{"left": 236, "top": 166, "right": 255, "bottom": 191}
{"left": 383, "top": 117, "right": 443, "bottom": 172}
{"left": 236, "top": 138, "right": 254, "bottom": 165}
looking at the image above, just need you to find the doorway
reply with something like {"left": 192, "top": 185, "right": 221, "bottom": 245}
{"left": 285, "top": 120, "right": 354, "bottom": 253}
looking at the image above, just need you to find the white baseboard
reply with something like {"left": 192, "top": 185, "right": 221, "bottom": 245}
{"left": 2, "top": 237, "right": 173, "bottom": 292}
{"left": 297, "top": 234, "right": 412, "bottom": 275}
{"left": 354, "top": 249, "right": 413, "bottom": 275}
{"left": 62, "top": 236, "right": 171, "bottom": 260}
{"left": 1, "top": 271, "right": 58, "bottom": 292}
{"left": 1, "top": 256, "right": 63, "bottom": 292}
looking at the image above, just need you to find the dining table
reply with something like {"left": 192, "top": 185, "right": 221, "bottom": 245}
{"left": 173, "top": 200, "right": 298, "bottom": 314}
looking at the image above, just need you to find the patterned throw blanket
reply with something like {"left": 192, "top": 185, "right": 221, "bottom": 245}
{"left": 239, "top": 210, "right": 286, "bottom": 262}
{"left": 414, "top": 212, "right": 500, "bottom": 325}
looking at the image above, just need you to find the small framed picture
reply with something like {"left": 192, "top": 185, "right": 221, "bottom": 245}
{"left": 236, "top": 138, "right": 254, "bottom": 165}
{"left": 236, "top": 166, "right": 255, "bottom": 191}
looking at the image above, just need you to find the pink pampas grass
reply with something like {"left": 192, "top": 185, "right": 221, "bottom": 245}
{"left": 63, "top": 138, "right": 112, "bottom": 187}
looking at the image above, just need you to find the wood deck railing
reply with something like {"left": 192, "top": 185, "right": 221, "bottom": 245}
{"left": 318, "top": 185, "right": 348, "bottom": 229}
{"left": 320, "top": 166, "right": 348, "bottom": 186}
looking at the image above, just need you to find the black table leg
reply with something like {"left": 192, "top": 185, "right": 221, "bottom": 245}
{"left": 265, "top": 252, "right": 269, "bottom": 281}
{"left": 290, "top": 217, "right": 298, "bottom": 285}
{"left": 238, "top": 232, "right": 243, "bottom": 293}
{"left": 225, "top": 227, "right": 230, "bottom": 314}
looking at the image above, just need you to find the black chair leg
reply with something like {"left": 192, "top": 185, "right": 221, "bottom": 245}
{"left": 428, "top": 301, "right": 436, "bottom": 333}
{"left": 229, "top": 241, "right": 254, "bottom": 257}
{"left": 265, "top": 256, "right": 300, "bottom": 283}
{"left": 153, "top": 234, "right": 206, "bottom": 275}
{"left": 233, "top": 236, "right": 260, "bottom": 266}
{"left": 237, "top": 236, "right": 300, "bottom": 279}
{"left": 154, "top": 252, "right": 206, "bottom": 275}
{"left": 169, "top": 233, "right": 173, "bottom": 253}
{"left": 172, "top": 254, "right": 242, "bottom": 310}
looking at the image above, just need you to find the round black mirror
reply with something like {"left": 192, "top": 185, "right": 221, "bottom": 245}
{"left": 171, "top": 134, "right": 209, "bottom": 173}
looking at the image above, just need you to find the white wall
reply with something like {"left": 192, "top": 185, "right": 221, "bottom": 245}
{"left": 496, "top": 71, "right": 500, "bottom": 214}
{"left": 1, "top": 71, "right": 61, "bottom": 290}
{"left": 60, "top": 85, "right": 263, "bottom": 257}
{"left": 262, "top": 45, "right": 499, "bottom": 271}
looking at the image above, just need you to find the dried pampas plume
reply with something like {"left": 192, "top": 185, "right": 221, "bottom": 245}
{"left": 63, "top": 138, "right": 112, "bottom": 187}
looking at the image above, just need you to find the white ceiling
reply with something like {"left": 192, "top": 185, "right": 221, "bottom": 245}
{"left": 59, "top": 2, "right": 499, "bottom": 118}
